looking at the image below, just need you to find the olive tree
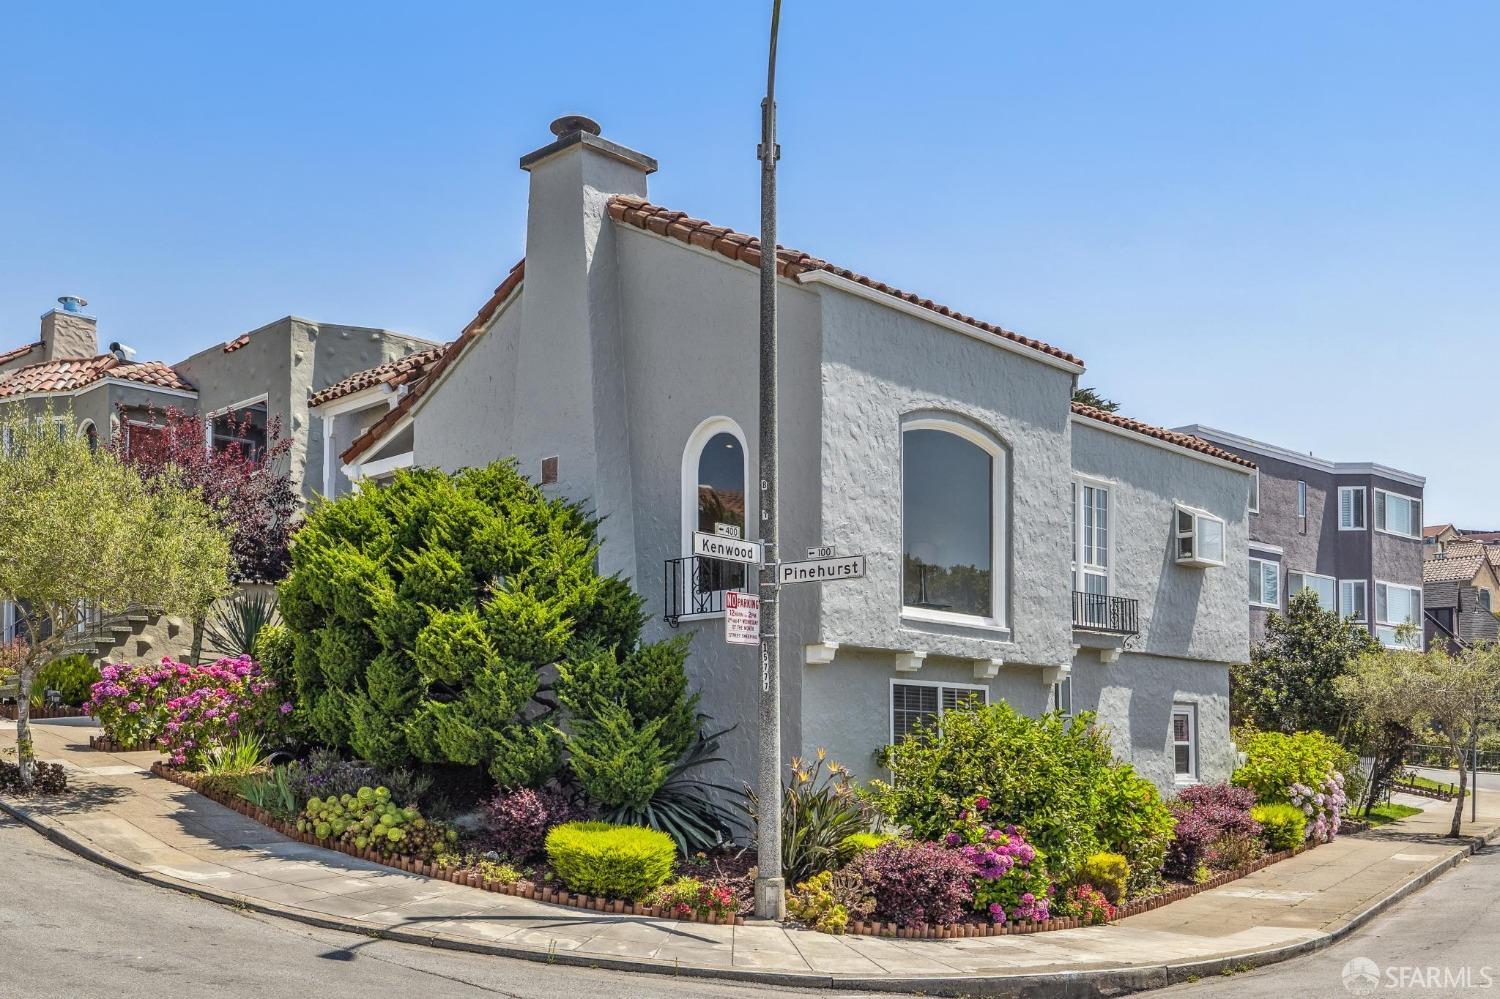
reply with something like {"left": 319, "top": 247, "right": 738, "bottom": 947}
{"left": 0, "top": 409, "right": 230, "bottom": 787}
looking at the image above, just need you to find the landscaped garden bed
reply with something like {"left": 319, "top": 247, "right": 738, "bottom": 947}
{"left": 0, "top": 703, "right": 90, "bottom": 721}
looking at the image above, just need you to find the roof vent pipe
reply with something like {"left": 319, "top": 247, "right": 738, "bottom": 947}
{"left": 58, "top": 295, "right": 88, "bottom": 314}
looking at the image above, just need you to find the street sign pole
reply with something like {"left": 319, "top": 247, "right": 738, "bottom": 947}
{"left": 753, "top": 0, "right": 785, "bottom": 922}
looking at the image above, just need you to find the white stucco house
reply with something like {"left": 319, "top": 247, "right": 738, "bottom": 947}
{"left": 325, "top": 117, "right": 1255, "bottom": 794}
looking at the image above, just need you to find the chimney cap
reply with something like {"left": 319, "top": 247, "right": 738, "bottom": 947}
{"left": 550, "top": 114, "right": 601, "bottom": 138}
{"left": 58, "top": 295, "right": 89, "bottom": 313}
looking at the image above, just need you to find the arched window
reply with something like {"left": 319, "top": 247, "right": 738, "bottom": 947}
{"left": 901, "top": 416, "right": 1006, "bottom": 627}
{"left": 682, "top": 417, "right": 748, "bottom": 608}
{"left": 78, "top": 420, "right": 98, "bottom": 453}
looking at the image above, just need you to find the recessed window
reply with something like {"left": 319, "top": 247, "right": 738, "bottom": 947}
{"left": 1172, "top": 704, "right": 1198, "bottom": 783}
{"left": 681, "top": 418, "right": 748, "bottom": 609}
{"left": 1375, "top": 581, "right": 1423, "bottom": 649}
{"left": 211, "top": 399, "right": 268, "bottom": 462}
{"left": 78, "top": 420, "right": 98, "bottom": 454}
{"left": 1249, "top": 558, "right": 1280, "bottom": 608}
{"left": 1340, "top": 579, "right": 1368, "bottom": 622}
{"left": 1176, "top": 506, "right": 1225, "bottom": 568}
{"left": 902, "top": 420, "right": 1005, "bottom": 626}
{"left": 1072, "top": 479, "right": 1110, "bottom": 597}
{"left": 891, "top": 681, "right": 988, "bottom": 745}
{"left": 1297, "top": 480, "right": 1308, "bottom": 519}
{"left": 1483, "top": 590, "right": 1493, "bottom": 613}
{"left": 1288, "top": 571, "right": 1337, "bottom": 612}
{"left": 1374, "top": 490, "right": 1422, "bottom": 540}
{"left": 1248, "top": 470, "right": 1259, "bottom": 514}
{"left": 1051, "top": 677, "right": 1072, "bottom": 717}
{"left": 1338, "top": 486, "right": 1366, "bottom": 531}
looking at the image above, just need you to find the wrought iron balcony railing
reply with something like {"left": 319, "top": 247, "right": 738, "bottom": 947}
{"left": 664, "top": 555, "right": 750, "bottom": 626}
{"left": 1072, "top": 591, "right": 1139, "bottom": 635}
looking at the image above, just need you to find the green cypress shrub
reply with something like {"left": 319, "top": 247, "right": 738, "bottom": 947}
{"left": 545, "top": 821, "right": 677, "bottom": 899}
{"left": 279, "top": 461, "right": 697, "bottom": 797}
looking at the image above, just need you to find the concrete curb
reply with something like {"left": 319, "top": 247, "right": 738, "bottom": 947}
{"left": 2, "top": 791, "right": 1495, "bottom": 999}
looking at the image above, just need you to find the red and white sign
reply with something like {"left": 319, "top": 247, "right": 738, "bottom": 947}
{"left": 724, "top": 590, "right": 760, "bottom": 646}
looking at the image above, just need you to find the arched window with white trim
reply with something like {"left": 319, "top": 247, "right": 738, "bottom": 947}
{"left": 78, "top": 419, "right": 98, "bottom": 453}
{"left": 901, "top": 415, "right": 1007, "bottom": 628}
{"left": 681, "top": 417, "right": 748, "bottom": 611}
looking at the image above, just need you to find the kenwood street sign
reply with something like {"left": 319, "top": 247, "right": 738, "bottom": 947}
{"left": 692, "top": 530, "right": 763, "bottom": 565}
{"left": 776, "top": 554, "right": 866, "bottom": 585}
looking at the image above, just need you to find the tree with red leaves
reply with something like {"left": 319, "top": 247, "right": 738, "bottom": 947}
{"left": 113, "top": 405, "right": 296, "bottom": 585}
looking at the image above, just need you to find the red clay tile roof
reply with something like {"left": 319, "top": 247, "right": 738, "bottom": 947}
{"left": 309, "top": 344, "right": 450, "bottom": 408}
{"left": 1424, "top": 554, "right": 1491, "bottom": 584}
{"left": 1071, "top": 402, "right": 1257, "bottom": 469}
{"left": 0, "top": 342, "right": 43, "bottom": 366}
{"left": 606, "top": 195, "right": 1084, "bottom": 368}
{"left": 0, "top": 355, "right": 195, "bottom": 398}
{"left": 1424, "top": 524, "right": 1453, "bottom": 540}
{"left": 341, "top": 260, "right": 524, "bottom": 464}
{"left": 224, "top": 333, "right": 252, "bottom": 353}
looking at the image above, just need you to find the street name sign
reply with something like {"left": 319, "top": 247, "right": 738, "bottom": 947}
{"left": 777, "top": 554, "right": 866, "bottom": 585}
{"left": 724, "top": 591, "right": 761, "bottom": 645}
{"left": 693, "top": 531, "right": 762, "bottom": 565}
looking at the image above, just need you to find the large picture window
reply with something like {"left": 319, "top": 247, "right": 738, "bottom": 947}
{"left": 901, "top": 419, "right": 1005, "bottom": 626}
{"left": 1375, "top": 581, "right": 1423, "bottom": 649}
{"left": 1374, "top": 489, "right": 1422, "bottom": 540}
{"left": 1288, "top": 570, "right": 1337, "bottom": 612}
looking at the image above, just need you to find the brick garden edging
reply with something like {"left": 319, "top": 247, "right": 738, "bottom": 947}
{"left": 0, "top": 704, "right": 91, "bottom": 721}
{"left": 148, "top": 762, "right": 746, "bottom": 927}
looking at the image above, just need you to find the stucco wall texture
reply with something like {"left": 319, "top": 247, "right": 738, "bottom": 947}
{"left": 392, "top": 126, "right": 1250, "bottom": 797}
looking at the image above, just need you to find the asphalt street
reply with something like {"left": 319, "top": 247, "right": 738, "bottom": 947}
{"left": 1154, "top": 845, "right": 1500, "bottom": 998}
{"left": 0, "top": 812, "right": 854, "bottom": 999}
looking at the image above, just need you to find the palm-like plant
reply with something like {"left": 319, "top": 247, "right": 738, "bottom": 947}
{"left": 601, "top": 725, "right": 744, "bottom": 855}
{"left": 203, "top": 592, "right": 280, "bottom": 660}
{"left": 742, "top": 749, "right": 873, "bottom": 885}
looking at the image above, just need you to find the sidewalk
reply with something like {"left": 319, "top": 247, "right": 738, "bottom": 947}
{"left": 5, "top": 718, "right": 1498, "bottom": 997}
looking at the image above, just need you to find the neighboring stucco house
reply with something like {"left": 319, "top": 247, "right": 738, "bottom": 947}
{"left": 175, "top": 317, "right": 439, "bottom": 502}
{"left": 338, "top": 116, "right": 1254, "bottom": 794}
{"left": 1176, "top": 426, "right": 1426, "bottom": 650}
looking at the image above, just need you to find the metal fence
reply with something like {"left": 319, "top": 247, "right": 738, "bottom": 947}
{"left": 1405, "top": 743, "right": 1500, "bottom": 773}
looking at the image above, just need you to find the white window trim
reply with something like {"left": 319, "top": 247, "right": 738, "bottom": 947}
{"left": 679, "top": 416, "right": 750, "bottom": 619}
{"left": 1172, "top": 703, "right": 1199, "bottom": 785}
{"left": 888, "top": 678, "right": 989, "bottom": 748}
{"left": 1374, "top": 579, "right": 1424, "bottom": 648}
{"left": 1050, "top": 676, "right": 1073, "bottom": 717}
{"left": 900, "top": 415, "right": 1008, "bottom": 632}
{"left": 205, "top": 393, "right": 271, "bottom": 453}
{"left": 1288, "top": 569, "right": 1338, "bottom": 612}
{"left": 1175, "top": 504, "right": 1227, "bottom": 568}
{"left": 1248, "top": 468, "right": 1259, "bottom": 514}
{"left": 1339, "top": 578, "right": 1369, "bottom": 623}
{"left": 1249, "top": 557, "right": 1280, "bottom": 609}
{"left": 1072, "top": 473, "right": 1113, "bottom": 596}
{"left": 1373, "top": 488, "right": 1423, "bottom": 540}
{"left": 1337, "top": 486, "right": 1367, "bottom": 532}
{"left": 1297, "top": 480, "right": 1308, "bottom": 519}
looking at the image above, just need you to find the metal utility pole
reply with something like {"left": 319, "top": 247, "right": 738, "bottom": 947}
{"left": 753, "top": 0, "right": 785, "bottom": 921}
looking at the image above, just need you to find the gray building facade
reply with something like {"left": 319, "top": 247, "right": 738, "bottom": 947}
{"left": 1176, "top": 426, "right": 1426, "bottom": 649}
{"left": 344, "top": 118, "right": 1255, "bottom": 796}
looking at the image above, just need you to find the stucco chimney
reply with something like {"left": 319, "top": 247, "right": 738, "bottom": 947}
{"left": 40, "top": 295, "right": 99, "bottom": 361}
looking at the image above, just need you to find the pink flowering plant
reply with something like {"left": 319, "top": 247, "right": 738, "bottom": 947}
{"left": 945, "top": 796, "right": 1054, "bottom": 924}
{"left": 87, "top": 656, "right": 287, "bottom": 766}
{"left": 1289, "top": 771, "right": 1345, "bottom": 843}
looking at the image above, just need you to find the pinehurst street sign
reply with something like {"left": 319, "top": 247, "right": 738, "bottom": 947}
{"left": 776, "top": 554, "right": 866, "bottom": 585}
{"left": 692, "top": 530, "right": 762, "bottom": 565}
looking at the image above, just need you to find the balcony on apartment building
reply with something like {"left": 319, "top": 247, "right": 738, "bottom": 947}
{"left": 1072, "top": 590, "right": 1138, "bottom": 662}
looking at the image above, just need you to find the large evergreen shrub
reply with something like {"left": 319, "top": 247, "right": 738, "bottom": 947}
{"left": 279, "top": 462, "right": 694, "bottom": 791}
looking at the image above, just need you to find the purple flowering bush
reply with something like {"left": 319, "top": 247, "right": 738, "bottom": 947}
{"left": 483, "top": 786, "right": 580, "bottom": 861}
{"left": 1290, "top": 771, "right": 1345, "bottom": 843}
{"left": 1232, "top": 730, "right": 1355, "bottom": 845}
{"left": 87, "top": 656, "right": 287, "bottom": 766}
{"left": 945, "top": 797, "right": 1053, "bottom": 923}
{"left": 848, "top": 840, "right": 976, "bottom": 928}
{"left": 1165, "top": 782, "right": 1260, "bottom": 878}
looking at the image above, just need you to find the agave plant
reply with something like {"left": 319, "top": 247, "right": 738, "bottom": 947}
{"left": 742, "top": 748, "right": 873, "bottom": 885}
{"left": 601, "top": 725, "right": 744, "bottom": 855}
{"left": 203, "top": 592, "right": 280, "bottom": 660}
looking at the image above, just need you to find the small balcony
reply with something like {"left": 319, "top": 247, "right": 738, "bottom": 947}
{"left": 1072, "top": 591, "right": 1139, "bottom": 635}
{"left": 664, "top": 555, "right": 750, "bottom": 626}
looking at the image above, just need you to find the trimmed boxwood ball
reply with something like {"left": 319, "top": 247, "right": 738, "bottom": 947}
{"left": 1250, "top": 802, "right": 1308, "bottom": 851}
{"left": 545, "top": 821, "right": 677, "bottom": 900}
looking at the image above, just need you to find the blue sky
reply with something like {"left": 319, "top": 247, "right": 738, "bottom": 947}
{"left": 2, "top": 2, "right": 1495, "bottom": 523}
